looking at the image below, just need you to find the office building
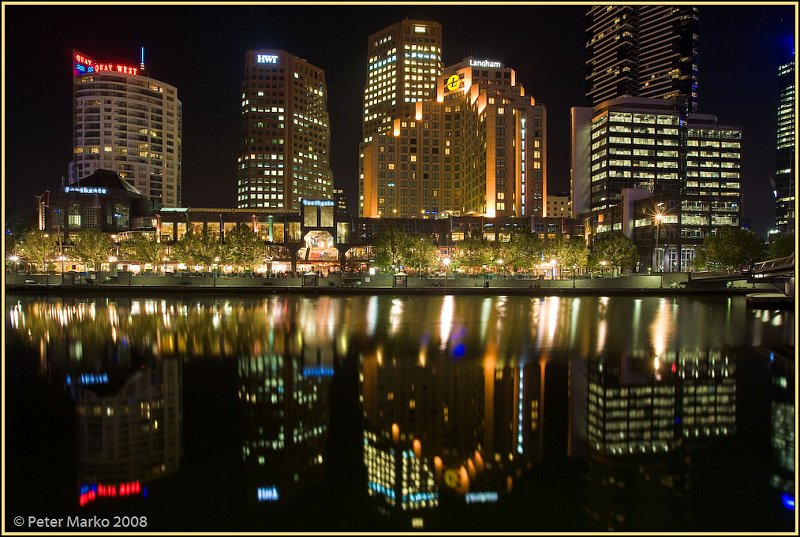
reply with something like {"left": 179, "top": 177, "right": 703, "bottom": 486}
{"left": 571, "top": 96, "right": 741, "bottom": 271}
{"left": 585, "top": 6, "right": 699, "bottom": 112}
{"left": 360, "top": 20, "right": 443, "bottom": 215}
{"left": 775, "top": 57, "right": 795, "bottom": 234}
{"left": 236, "top": 50, "right": 333, "bottom": 210}
{"left": 70, "top": 50, "right": 182, "bottom": 207}
{"left": 362, "top": 58, "right": 546, "bottom": 218}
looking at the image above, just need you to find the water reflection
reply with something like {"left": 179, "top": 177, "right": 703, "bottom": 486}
{"left": 5, "top": 295, "right": 794, "bottom": 531}
{"left": 238, "top": 322, "right": 332, "bottom": 503}
{"left": 73, "top": 356, "right": 182, "bottom": 508}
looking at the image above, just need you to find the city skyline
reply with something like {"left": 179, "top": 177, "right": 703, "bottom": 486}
{"left": 4, "top": 3, "right": 795, "bottom": 237}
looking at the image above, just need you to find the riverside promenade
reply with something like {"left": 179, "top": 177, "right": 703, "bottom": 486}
{"left": 4, "top": 271, "right": 778, "bottom": 298}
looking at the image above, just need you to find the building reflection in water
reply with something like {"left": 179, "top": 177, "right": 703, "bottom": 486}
{"left": 6, "top": 295, "right": 792, "bottom": 531}
{"left": 237, "top": 317, "right": 333, "bottom": 504}
{"left": 768, "top": 350, "right": 794, "bottom": 506}
{"left": 72, "top": 356, "right": 182, "bottom": 507}
{"left": 359, "top": 303, "right": 547, "bottom": 529}
{"left": 570, "top": 348, "right": 738, "bottom": 530}
{"left": 7, "top": 299, "right": 184, "bottom": 508}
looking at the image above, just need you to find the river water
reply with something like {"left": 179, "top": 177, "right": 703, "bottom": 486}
{"left": 4, "top": 293, "right": 795, "bottom": 532}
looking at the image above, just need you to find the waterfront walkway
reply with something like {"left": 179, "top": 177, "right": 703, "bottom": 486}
{"left": 5, "top": 271, "right": 779, "bottom": 298}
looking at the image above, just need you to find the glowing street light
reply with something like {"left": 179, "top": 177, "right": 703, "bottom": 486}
{"left": 58, "top": 254, "right": 66, "bottom": 284}
{"left": 600, "top": 259, "right": 608, "bottom": 278}
{"left": 654, "top": 206, "right": 664, "bottom": 288}
{"left": 442, "top": 256, "right": 451, "bottom": 294}
{"left": 8, "top": 255, "right": 19, "bottom": 275}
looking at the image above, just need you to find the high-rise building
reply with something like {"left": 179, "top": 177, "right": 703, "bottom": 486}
{"left": 571, "top": 96, "right": 742, "bottom": 271}
{"left": 775, "top": 56, "right": 795, "bottom": 234}
{"left": 360, "top": 20, "right": 443, "bottom": 215}
{"left": 236, "top": 50, "right": 333, "bottom": 211}
{"left": 70, "top": 50, "right": 182, "bottom": 207}
{"left": 362, "top": 58, "right": 546, "bottom": 218}
{"left": 585, "top": 6, "right": 699, "bottom": 112}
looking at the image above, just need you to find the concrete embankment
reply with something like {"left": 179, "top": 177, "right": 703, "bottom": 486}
{"left": 5, "top": 272, "right": 776, "bottom": 298}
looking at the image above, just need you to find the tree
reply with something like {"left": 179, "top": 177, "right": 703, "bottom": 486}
{"left": 502, "top": 232, "right": 544, "bottom": 273}
{"left": 171, "top": 229, "right": 220, "bottom": 269}
{"left": 72, "top": 229, "right": 113, "bottom": 271}
{"left": 591, "top": 232, "right": 638, "bottom": 275}
{"left": 450, "top": 237, "right": 494, "bottom": 273}
{"left": 223, "top": 225, "right": 266, "bottom": 271}
{"left": 17, "top": 230, "right": 58, "bottom": 272}
{"left": 766, "top": 233, "right": 795, "bottom": 260}
{"left": 121, "top": 234, "right": 164, "bottom": 272}
{"left": 405, "top": 235, "right": 441, "bottom": 275}
{"left": 694, "top": 226, "right": 765, "bottom": 271}
{"left": 373, "top": 225, "right": 412, "bottom": 272}
{"left": 543, "top": 236, "right": 589, "bottom": 278}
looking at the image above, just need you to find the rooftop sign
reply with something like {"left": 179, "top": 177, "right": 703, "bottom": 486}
{"left": 470, "top": 59, "right": 503, "bottom": 68}
{"left": 256, "top": 53, "right": 279, "bottom": 64}
{"left": 64, "top": 186, "right": 107, "bottom": 195}
{"left": 74, "top": 51, "right": 139, "bottom": 77}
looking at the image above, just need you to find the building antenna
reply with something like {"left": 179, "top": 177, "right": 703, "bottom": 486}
{"left": 140, "top": 46, "right": 145, "bottom": 72}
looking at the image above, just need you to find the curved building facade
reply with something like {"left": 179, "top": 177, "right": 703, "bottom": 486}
{"left": 69, "top": 50, "right": 182, "bottom": 208}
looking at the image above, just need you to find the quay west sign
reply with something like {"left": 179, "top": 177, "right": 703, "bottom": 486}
{"left": 74, "top": 52, "right": 140, "bottom": 76}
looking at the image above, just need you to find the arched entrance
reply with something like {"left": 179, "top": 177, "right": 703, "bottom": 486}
{"left": 298, "top": 230, "right": 339, "bottom": 276}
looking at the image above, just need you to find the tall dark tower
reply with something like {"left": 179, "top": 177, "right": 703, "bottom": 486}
{"left": 585, "top": 6, "right": 699, "bottom": 112}
{"left": 775, "top": 54, "right": 795, "bottom": 234}
{"left": 236, "top": 50, "right": 333, "bottom": 211}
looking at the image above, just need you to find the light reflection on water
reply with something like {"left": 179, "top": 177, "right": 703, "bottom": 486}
{"left": 8, "top": 295, "right": 792, "bottom": 365}
{"left": 5, "top": 294, "right": 795, "bottom": 532}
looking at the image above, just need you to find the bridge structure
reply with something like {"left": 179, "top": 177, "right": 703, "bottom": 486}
{"left": 688, "top": 254, "right": 795, "bottom": 284}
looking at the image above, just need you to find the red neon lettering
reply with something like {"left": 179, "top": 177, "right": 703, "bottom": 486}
{"left": 114, "top": 65, "right": 138, "bottom": 75}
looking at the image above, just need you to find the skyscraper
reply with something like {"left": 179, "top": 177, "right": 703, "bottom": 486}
{"left": 585, "top": 6, "right": 699, "bottom": 112}
{"left": 775, "top": 56, "right": 795, "bottom": 234}
{"left": 571, "top": 96, "right": 742, "bottom": 271}
{"left": 70, "top": 50, "right": 182, "bottom": 207}
{"left": 359, "top": 20, "right": 443, "bottom": 215}
{"left": 236, "top": 50, "right": 333, "bottom": 210}
{"left": 362, "top": 58, "right": 546, "bottom": 218}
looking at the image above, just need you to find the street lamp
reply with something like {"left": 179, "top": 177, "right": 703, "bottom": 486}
{"left": 496, "top": 258, "right": 504, "bottom": 279}
{"left": 442, "top": 256, "right": 450, "bottom": 294}
{"left": 600, "top": 259, "right": 608, "bottom": 278}
{"left": 58, "top": 255, "right": 66, "bottom": 285}
{"left": 654, "top": 210, "right": 664, "bottom": 288}
{"left": 9, "top": 255, "right": 19, "bottom": 275}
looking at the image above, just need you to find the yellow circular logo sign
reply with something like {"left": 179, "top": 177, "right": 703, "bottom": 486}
{"left": 446, "top": 74, "right": 460, "bottom": 92}
{"left": 444, "top": 469, "right": 459, "bottom": 487}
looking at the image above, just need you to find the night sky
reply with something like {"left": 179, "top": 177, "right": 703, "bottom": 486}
{"left": 4, "top": 4, "right": 795, "bottom": 237}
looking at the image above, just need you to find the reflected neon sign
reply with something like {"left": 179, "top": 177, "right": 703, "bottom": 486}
{"left": 79, "top": 481, "right": 143, "bottom": 506}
